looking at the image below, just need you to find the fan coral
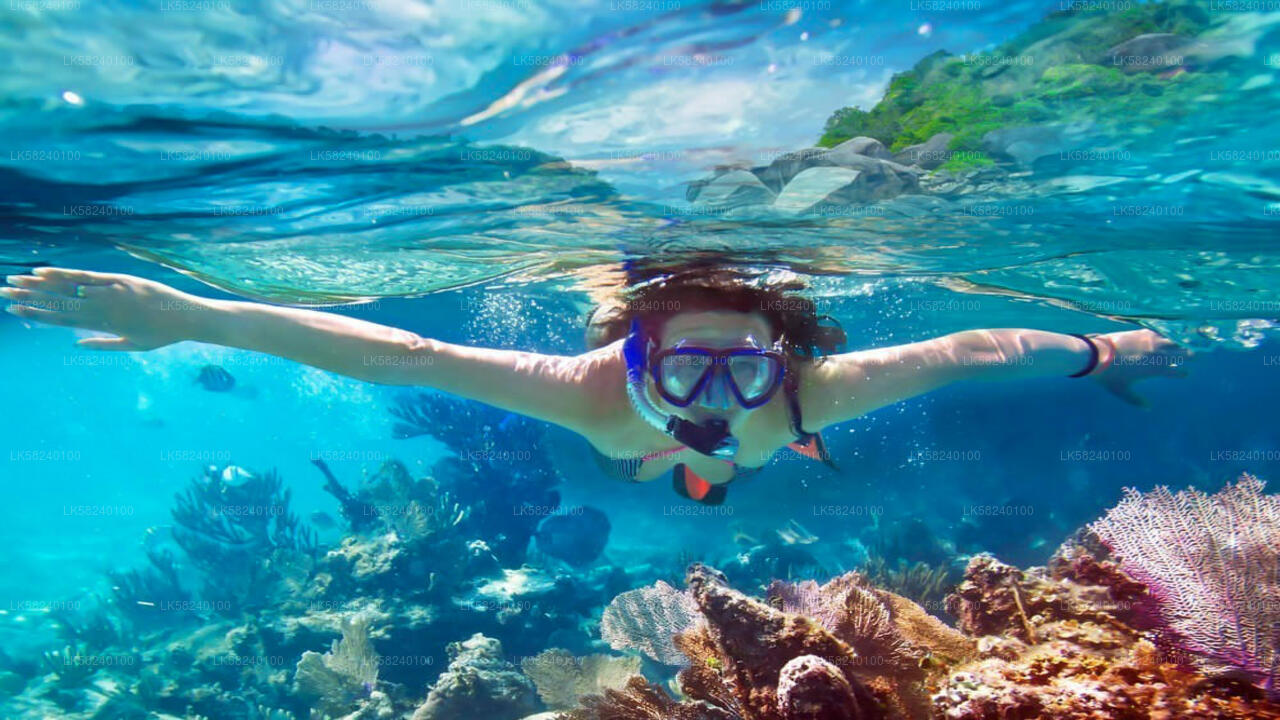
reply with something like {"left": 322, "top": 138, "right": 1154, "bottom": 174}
{"left": 520, "top": 648, "right": 641, "bottom": 710}
{"left": 1088, "top": 473, "right": 1280, "bottom": 698}
{"left": 600, "top": 580, "right": 699, "bottom": 666}
{"left": 293, "top": 614, "right": 380, "bottom": 717}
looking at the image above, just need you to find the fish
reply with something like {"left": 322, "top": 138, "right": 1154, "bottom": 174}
{"left": 776, "top": 519, "right": 819, "bottom": 546}
{"left": 309, "top": 511, "right": 337, "bottom": 530}
{"left": 534, "top": 506, "right": 610, "bottom": 566}
{"left": 194, "top": 364, "right": 236, "bottom": 392}
{"left": 220, "top": 465, "right": 254, "bottom": 488}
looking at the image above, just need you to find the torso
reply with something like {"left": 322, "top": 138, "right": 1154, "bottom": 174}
{"left": 580, "top": 341, "right": 815, "bottom": 484}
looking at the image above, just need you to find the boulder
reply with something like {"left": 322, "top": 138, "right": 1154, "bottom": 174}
{"left": 892, "top": 132, "right": 954, "bottom": 170}
{"left": 1105, "top": 33, "right": 1190, "bottom": 72}
{"left": 752, "top": 148, "right": 831, "bottom": 194}
{"left": 820, "top": 152, "right": 921, "bottom": 202}
{"left": 691, "top": 169, "right": 777, "bottom": 208}
{"left": 981, "top": 122, "right": 1095, "bottom": 168}
{"left": 829, "top": 135, "right": 892, "bottom": 160}
{"left": 772, "top": 167, "right": 863, "bottom": 215}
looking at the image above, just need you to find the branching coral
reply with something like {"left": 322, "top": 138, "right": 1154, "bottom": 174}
{"left": 171, "top": 466, "right": 317, "bottom": 614}
{"left": 1088, "top": 473, "right": 1280, "bottom": 697}
{"left": 107, "top": 545, "right": 191, "bottom": 630}
{"left": 390, "top": 392, "right": 561, "bottom": 564}
{"left": 40, "top": 642, "right": 99, "bottom": 690}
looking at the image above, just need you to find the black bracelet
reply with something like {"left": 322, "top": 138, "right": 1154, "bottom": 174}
{"left": 1067, "top": 333, "right": 1099, "bottom": 378}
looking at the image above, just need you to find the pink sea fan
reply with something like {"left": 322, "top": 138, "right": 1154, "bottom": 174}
{"left": 1089, "top": 473, "right": 1280, "bottom": 697}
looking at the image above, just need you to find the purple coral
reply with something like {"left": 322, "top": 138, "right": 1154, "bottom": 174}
{"left": 1088, "top": 473, "right": 1280, "bottom": 698}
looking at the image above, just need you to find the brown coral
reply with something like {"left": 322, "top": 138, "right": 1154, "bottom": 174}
{"left": 933, "top": 552, "right": 1280, "bottom": 720}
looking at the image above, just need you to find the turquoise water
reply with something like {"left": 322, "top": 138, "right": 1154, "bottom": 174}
{"left": 2, "top": 0, "right": 1280, "bottom": 717}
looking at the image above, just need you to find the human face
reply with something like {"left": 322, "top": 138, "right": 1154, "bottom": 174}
{"left": 653, "top": 311, "right": 782, "bottom": 427}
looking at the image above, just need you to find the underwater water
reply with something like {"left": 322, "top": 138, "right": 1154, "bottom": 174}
{"left": 2, "top": 0, "right": 1280, "bottom": 718}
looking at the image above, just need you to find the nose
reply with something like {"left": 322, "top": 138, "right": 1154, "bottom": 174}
{"left": 697, "top": 368, "right": 733, "bottom": 410}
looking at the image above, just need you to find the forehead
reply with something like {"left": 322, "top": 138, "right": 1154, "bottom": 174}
{"left": 660, "top": 311, "right": 772, "bottom": 345}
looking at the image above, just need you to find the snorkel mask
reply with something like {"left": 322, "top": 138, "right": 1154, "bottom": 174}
{"left": 622, "top": 319, "right": 788, "bottom": 458}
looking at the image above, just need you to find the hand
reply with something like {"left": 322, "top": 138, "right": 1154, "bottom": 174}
{"left": 2, "top": 267, "right": 203, "bottom": 351}
{"left": 1092, "top": 329, "right": 1191, "bottom": 407}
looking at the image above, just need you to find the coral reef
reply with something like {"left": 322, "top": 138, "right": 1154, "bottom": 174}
{"left": 934, "top": 551, "right": 1280, "bottom": 719}
{"left": 1088, "top": 474, "right": 1280, "bottom": 698}
{"left": 410, "top": 634, "right": 537, "bottom": 720}
{"left": 391, "top": 392, "right": 563, "bottom": 565}
{"left": 582, "top": 564, "right": 975, "bottom": 720}
{"left": 571, "top": 475, "right": 1280, "bottom": 719}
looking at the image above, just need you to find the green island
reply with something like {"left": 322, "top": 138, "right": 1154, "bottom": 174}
{"left": 818, "top": 1, "right": 1231, "bottom": 171}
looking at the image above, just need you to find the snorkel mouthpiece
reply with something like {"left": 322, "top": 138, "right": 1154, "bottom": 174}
{"left": 666, "top": 416, "right": 738, "bottom": 458}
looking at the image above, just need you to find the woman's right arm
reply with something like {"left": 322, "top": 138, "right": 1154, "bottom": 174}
{"left": 2, "top": 267, "right": 614, "bottom": 434}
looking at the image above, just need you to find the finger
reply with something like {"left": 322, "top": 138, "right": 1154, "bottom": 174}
{"left": 32, "top": 267, "right": 117, "bottom": 297}
{"left": 4, "top": 274, "right": 45, "bottom": 289}
{"left": 1100, "top": 376, "right": 1149, "bottom": 408}
{"left": 77, "top": 336, "right": 139, "bottom": 351}
{"left": 5, "top": 303, "right": 80, "bottom": 327}
{"left": 33, "top": 267, "right": 118, "bottom": 284}
{"left": 0, "top": 286, "right": 87, "bottom": 312}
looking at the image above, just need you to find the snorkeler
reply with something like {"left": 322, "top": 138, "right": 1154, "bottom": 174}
{"left": 2, "top": 266, "right": 1189, "bottom": 504}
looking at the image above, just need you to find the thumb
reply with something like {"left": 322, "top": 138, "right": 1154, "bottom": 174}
{"left": 1098, "top": 375, "right": 1149, "bottom": 408}
{"left": 77, "top": 336, "right": 140, "bottom": 351}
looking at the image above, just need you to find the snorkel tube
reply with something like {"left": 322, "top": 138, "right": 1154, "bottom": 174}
{"left": 622, "top": 319, "right": 739, "bottom": 459}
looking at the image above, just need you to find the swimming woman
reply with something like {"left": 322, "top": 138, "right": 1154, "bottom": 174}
{"left": 1, "top": 266, "right": 1188, "bottom": 503}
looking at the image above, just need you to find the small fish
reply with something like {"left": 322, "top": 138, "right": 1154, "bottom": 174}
{"left": 220, "top": 465, "right": 253, "bottom": 488}
{"left": 498, "top": 413, "right": 520, "bottom": 432}
{"left": 194, "top": 364, "right": 236, "bottom": 392}
{"left": 309, "top": 511, "right": 337, "bottom": 530}
{"left": 776, "top": 518, "right": 818, "bottom": 546}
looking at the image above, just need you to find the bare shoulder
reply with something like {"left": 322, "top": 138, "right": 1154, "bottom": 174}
{"left": 794, "top": 355, "right": 867, "bottom": 433}
{"left": 570, "top": 340, "right": 638, "bottom": 447}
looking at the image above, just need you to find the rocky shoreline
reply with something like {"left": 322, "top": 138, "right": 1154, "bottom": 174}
{"left": 687, "top": 1, "right": 1251, "bottom": 218}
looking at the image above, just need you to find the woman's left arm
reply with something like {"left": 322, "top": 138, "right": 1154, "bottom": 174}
{"left": 800, "top": 328, "right": 1190, "bottom": 431}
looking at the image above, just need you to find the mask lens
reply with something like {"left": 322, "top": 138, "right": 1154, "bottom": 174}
{"left": 658, "top": 352, "right": 713, "bottom": 402}
{"left": 728, "top": 354, "right": 781, "bottom": 403}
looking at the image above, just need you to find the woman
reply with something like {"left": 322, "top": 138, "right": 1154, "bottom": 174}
{"left": 2, "top": 266, "right": 1188, "bottom": 503}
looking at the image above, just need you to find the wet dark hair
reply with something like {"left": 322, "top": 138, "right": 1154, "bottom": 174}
{"left": 585, "top": 267, "right": 846, "bottom": 364}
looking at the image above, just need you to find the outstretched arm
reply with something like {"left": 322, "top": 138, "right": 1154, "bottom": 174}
{"left": 2, "top": 268, "right": 611, "bottom": 434}
{"left": 800, "top": 328, "right": 1190, "bottom": 431}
